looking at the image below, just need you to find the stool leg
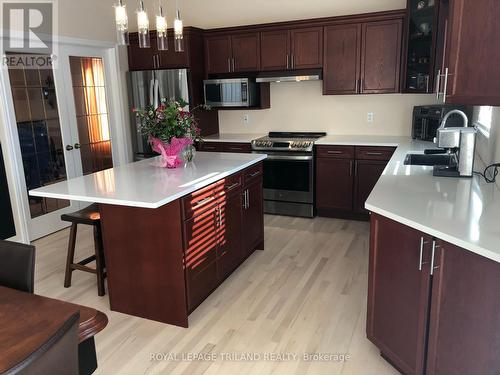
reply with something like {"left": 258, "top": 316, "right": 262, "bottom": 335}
{"left": 64, "top": 223, "right": 78, "bottom": 288}
{"left": 93, "top": 225, "right": 105, "bottom": 296}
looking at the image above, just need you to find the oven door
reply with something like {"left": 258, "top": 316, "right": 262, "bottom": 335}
{"left": 257, "top": 152, "right": 313, "bottom": 204}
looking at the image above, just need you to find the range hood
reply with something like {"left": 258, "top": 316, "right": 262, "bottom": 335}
{"left": 256, "top": 69, "right": 322, "bottom": 83}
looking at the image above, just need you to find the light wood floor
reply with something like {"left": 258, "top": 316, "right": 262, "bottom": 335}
{"left": 33, "top": 215, "right": 398, "bottom": 375}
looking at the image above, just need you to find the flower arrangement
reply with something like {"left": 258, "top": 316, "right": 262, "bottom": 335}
{"left": 133, "top": 99, "right": 205, "bottom": 168}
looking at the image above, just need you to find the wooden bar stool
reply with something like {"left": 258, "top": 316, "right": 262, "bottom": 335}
{"left": 61, "top": 204, "right": 106, "bottom": 296}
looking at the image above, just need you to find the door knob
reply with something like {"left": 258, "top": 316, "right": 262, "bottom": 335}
{"left": 66, "top": 145, "right": 74, "bottom": 151}
{"left": 74, "top": 143, "right": 81, "bottom": 149}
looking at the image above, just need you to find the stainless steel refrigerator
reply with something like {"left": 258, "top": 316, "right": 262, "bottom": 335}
{"left": 128, "top": 69, "right": 190, "bottom": 160}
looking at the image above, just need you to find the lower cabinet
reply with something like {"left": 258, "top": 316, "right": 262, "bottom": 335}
{"left": 183, "top": 163, "right": 264, "bottom": 311}
{"left": 316, "top": 145, "right": 395, "bottom": 219}
{"left": 368, "top": 213, "right": 500, "bottom": 375}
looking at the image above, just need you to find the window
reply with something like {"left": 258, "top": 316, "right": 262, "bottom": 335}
{"left": 477, "top": 106, "right": 493, "bottom": 138}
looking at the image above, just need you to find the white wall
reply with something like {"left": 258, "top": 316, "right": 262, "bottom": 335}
{"left": 219, "top": 82, "right": 438, "bottom": 136}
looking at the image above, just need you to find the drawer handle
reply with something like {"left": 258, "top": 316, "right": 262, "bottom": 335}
{"left": 193, "top": 197, "right": 214, "bottom": 208}
{"left": 225, "top": 182, "right": 240, "bottom": 192}
{"left": 365, "top": 152, "right": 383, "bottom": 156}
{"left": 248, "top": 171, "right": 261, "bottom": 178}
{"left": 228, "top": 147, "right": 243, "bottom": 151}
{"left": 327, "top": 150, "right": 343, "bottom": 154}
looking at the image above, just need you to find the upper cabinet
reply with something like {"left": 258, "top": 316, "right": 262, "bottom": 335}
{"left": 205, "top": 32, "right": 260, "bottom": 74}
{"left": 260, "top": 27, "right": 323, "bottom": 71}
{"left": 438, "top": 0, "right": 500, "bottom": 106}
{"left": 361, "top": 19, "right": 403, "bottom": 93}
{"left": 260, "top": 30, "right": 290, "bottom": 71}
{"left": 323, "top": 17, "right": 403, "bottom": 95}
{"left": 128, "top": 31, "right": 189, "bottom": 71}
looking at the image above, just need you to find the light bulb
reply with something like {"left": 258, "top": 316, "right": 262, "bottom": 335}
{"left": 174, "top": 9, "right": 184, "bottom": 52}
{"left": 156, "top": 5, "right": 168, "bottom": 50}
{"left": 137, "top": 1, "right": 150, "bottom": 48}
{"left": 114, "top": 1, "right": 129, "bottom": 45}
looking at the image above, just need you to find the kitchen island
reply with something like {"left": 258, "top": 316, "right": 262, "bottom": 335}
{"left": 30, "top": 152, "right": 267, "bottom": 327}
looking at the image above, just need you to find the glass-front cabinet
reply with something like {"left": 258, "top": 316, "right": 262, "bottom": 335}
{"left": 403, "top": 0, "right": 446, "bottom": 93}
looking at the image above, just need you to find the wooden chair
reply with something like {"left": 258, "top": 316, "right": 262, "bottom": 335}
{"left": 4, "top": 312, "right": 80, "bottom": 375}
{"left": 0, "top": 240, "right": 35, "bottom": 293}
{"left": 61, "top": 204, "right": 106, "bottom": 296}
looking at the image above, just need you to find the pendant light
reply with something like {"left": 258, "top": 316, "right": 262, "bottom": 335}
{"left": 174, "top": 0, "right": 184, "bottom": 52}
{"left": 156, "top": 2, "right": 168, "bottom": 50}
{"left": 137, "top": 0, "right": 150, "bottom": 48}
{"left": 114, "top": 0, "right": 129, "bottom": 45}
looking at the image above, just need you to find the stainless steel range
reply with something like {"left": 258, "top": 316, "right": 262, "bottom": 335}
{"left": 251, "top": 132, "right": 326, "bottom": 218}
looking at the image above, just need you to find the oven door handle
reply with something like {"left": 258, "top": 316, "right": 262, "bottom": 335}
{"left": 260, "top": 154, "right": 313, "bottom": 161}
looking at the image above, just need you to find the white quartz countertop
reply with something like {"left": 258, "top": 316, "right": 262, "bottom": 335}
{"left": 363, "top": 137, "right": 500, "bottom": 263}
{"left": 29, "top": 152, "right": 267, "bottom": 209}
{"left": 203, "top": 133, "right": 263, "bottom": 143}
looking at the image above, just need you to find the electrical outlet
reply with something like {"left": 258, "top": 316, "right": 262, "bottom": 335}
{"left": 243, "top": 114, "right": 250, "bottom": 125}
{"left": 367, "top": 112, "right": 374, "bottom": 123}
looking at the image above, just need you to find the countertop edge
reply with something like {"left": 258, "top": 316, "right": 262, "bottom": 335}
{"left": 29, "top": 155, "right": 266, "bottom": 209}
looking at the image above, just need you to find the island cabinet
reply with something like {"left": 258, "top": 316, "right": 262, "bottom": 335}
{"left": 182, "top": 163, "right": 264, "bottom": 312}
{"left": 316, "top": 145, "right": 395, "bottom": 219}
{"left": 99, "top": 161, "right": 264, "bottom": 328}
{"left": 197, "top": 142, "right": 252, "bottom": 153}
{"left": 368, "top": 214, "right": 500, "bottom": 375}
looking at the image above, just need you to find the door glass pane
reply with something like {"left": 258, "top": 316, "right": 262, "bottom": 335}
{"left": 7, "top": 55, "right": 70, "bottom": 218}
{"left": 69, "top": 56, "right": 113, "bottom": 175}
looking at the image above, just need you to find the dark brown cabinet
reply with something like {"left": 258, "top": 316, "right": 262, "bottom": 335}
{"left": 184, "top": 206, "right": 219, "bottom": 311}
{"left": 205, "top": 35, "right": 232, "bottom": 74}
{"left": 361, "top": 19, "right": 403, "bottom": 93}
{"left": 316, "top": 157, "right": 354, "bottom": 212}
{"left": 367, "top": 214, "right": 432, "bottom": 375}
{"left": 427, "top": 240, "right": 500, "bottom": 375}
{"left": 316, "top": 146, "right": 394, "bottom": 219}
{"left": 182, "top": 163, "right": 264, "bottom": 311}
{"left": 323, "top": 24, "right": 361, "bottom": 94}
{"left": 368, "top": 215, "right": 500, "bottom": 375}
{"left": 197, "top": 142, "right": 251, "bottom": 153}
{"left": 205, "top": 33, "right": 260, "bottom": 74}
{"left": 324, "top": 18, "right": 403, "bottom": 95}
{"left": 439, "top": 0, "right": 500, "bottom": 106}
{"left": 128, "top": 31, "right": 190, "bottom": 70}
{"left": 242, "top": 177, "right": 264, "bottom": 257}
{"left": 260, "top": 27, "right": 323, "bottom": 71}
{"left": 260, "top": 30, "right": 290, "bottom": 71}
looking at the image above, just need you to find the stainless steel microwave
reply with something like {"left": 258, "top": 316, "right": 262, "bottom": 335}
{"left": 203, "top": 78, "right": 259, "bottom": 107}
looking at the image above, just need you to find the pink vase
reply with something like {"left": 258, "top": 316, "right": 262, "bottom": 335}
{"left": 149, "top": 137, "right": 194, "bottom": 168}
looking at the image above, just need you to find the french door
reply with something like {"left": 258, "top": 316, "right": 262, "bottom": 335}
{"left": 2, "top": 44, "right": 120, "bottom": 240}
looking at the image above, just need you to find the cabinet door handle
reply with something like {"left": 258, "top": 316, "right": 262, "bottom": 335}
{"left": 246, "top": 190, "right": 250, "bottom": 209}
{"left": 218, "top": 207, "right": 222, "bottom": 228}
{"left": 355, "top": 78, "right": 359, "bottom": 93}
{"left": 418, "top": 237, "right": 429, "bottom": 271}
{"left": 248, "top": 171, "right": 261, "bottom": 178}
{"left": 327, "top": 150, "right": 342, "bottom": 154}
{"left": 442, "top": 67, "right": 449, "bottom": 103}
{"left": 354, "top": 161, "right": 358, "bottom": 176}
{"left": 243, "top": 190, "right": 248, "bottom": 209}
{"left": 286, "top": 54, "right": 290, "bottom": 69}
{"left": 225, "top": 182, "right": 240, "bottom": 192}
{"left": 349, "top": 161, "right": 353, "bottom": 176}
{"left": 360, "top": 78, "right": 364, "bottom": 93}
{"left": 435, "top": 69, "right": 441, "bottom": 99}
{"left": 430, "top": 240, "right": 440, "bottom": 275}
{"left": 291, "top": 54, "right": 294, "bottom": 69}
{"left": 232, "top": 58, "right": 235, "bottom": 72}
{"left": 228, "top": 147, "right": 243, "bottom": 151}
{"left": 365, "top": 152, "right": 383, "bottom": 156}
{"left": 193, "top": 196, "right": 214, "bottom": 208}
{"left": 228, "top": 58, "right": 231, "bottom": 72}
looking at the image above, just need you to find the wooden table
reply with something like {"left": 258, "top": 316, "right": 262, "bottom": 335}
{"left": 0, "top": 286, "right": 108, "bottom": 374}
